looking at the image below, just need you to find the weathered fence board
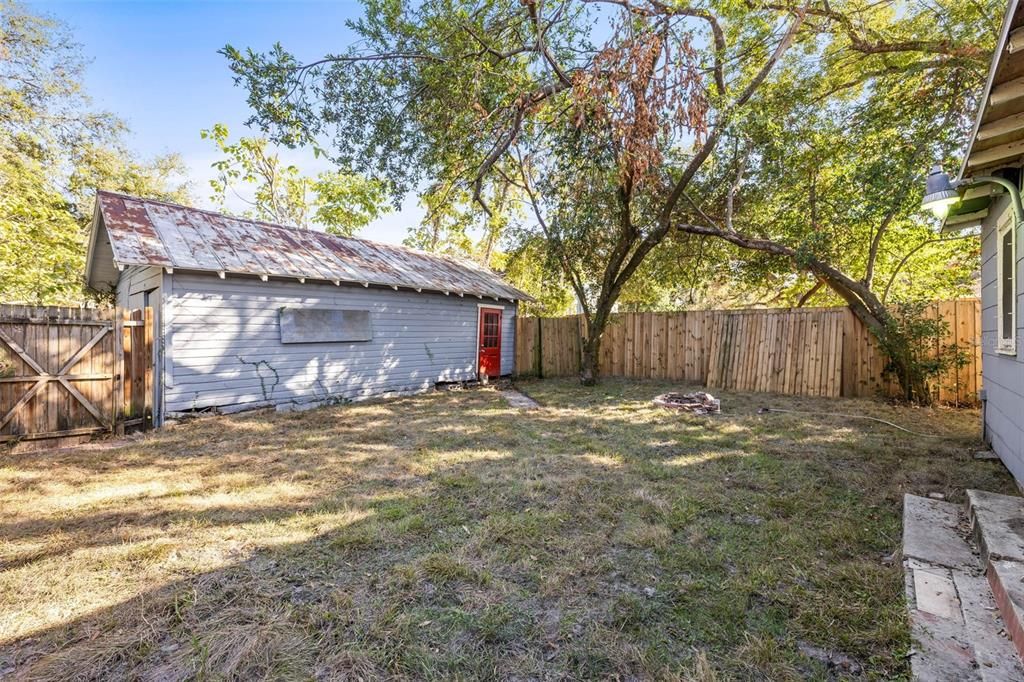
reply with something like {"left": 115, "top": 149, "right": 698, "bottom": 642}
{"left": 514, "top": 299, "right": 982, "bottom": 404}
{"left": 0, "top": 305, "right": 154, "bottom": 448}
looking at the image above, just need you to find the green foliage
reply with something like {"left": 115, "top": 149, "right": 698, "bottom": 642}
{"left": 496, "top": 237, "right": 574, "bottom": 316}
{"left": 0, "top": 0, "right": 189, "bottom": 305}
{"left": 403, "top": 176, "right": 514, "bottom": 264}
{"left": 691, "top": 0, "right": 998, "bottom": 307}
{"left": 201, "top": 123, "right": 389, "bottom": 236}
{"left": 221, "top": 0, "right": 991, "bottom": 312}
{"left": 875, "top": 300, "right": 969, "bottom": 403}
{"left": 0, "top": 144, "right": 83, "bottom": 304}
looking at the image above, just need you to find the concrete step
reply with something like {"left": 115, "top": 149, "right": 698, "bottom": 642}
{"left": 989, "top": 560, "right": 1024, "bottom": 662}
{"left": 960, "top": 571, "right": 1024, "bottom": 680}
{"left": 903, "top": 494, "right": 1024, "bottom": 680}
{"left": 906, "top": 493, "right": 977, "bottom": 570}
{"left": 967, "top": 489, "right": 1024, "bottom": 663}
{"left": 968, "top": 490, "right": 1024, "bottom": 566}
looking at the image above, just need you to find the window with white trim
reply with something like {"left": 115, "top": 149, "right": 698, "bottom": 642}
{"left": 998, "top": 212, "right": 1017, "bottom": 354}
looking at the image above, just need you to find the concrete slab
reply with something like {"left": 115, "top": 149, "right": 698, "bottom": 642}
{"left": 904, "top": 494, "right": 977, "bottom": 570}
{"left": 907, "top": 604, "right": 979, "bottom": 681}
{"left": 904, "top": 556, "right": 976, "bottom": 680}
{"left": 989, "top": 560, "right": 1024, "bottom": 662}
{"left": 954, "top": 571, "right": 1024, "bottom": 681}
{"left": 902, "top": 494, "right": 1024, "bottom": 679}
{"left": 968, "top": 490, "right": 1024, "bottom": 564}
{"left": 914, "top": 568, "right": 962, "bottom": 621}
{"left": 501, "top": 389, "right": 540, "bottom": 410}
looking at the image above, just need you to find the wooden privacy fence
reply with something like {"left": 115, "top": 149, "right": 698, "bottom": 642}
{"left": 0, "top": 305, "right": 154, "bottom": 448}
{"left": 515, "top": 299, "right": 982, "bottom": 404}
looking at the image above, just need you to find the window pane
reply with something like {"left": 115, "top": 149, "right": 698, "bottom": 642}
{"left": 481, "top": 312, "right": 499, "bottom": 347}
{"left": 1003, "top": 229, "right": 1014, "bottom": 341}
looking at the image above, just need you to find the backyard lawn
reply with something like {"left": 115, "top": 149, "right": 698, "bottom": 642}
{"left": 0, "top": 379, "right": 1016, "bottom": 680}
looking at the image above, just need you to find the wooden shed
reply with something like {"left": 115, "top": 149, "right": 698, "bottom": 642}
{"left": 83, "top": 191, "right": 531, "bottom": 423}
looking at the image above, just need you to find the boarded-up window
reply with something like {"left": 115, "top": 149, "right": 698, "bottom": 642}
{"left": 279, "top": 307, "right": 373, "bottom": 343}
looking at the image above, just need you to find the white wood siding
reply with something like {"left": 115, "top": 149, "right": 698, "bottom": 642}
{"left": 115, "top": 265, "right": 162, "bottom": 309}
{"left": 980, "top": 195, "right": 1024, "bottom": 484}
{"left": 164, "top": 273, "right": 517, "bottom": 412}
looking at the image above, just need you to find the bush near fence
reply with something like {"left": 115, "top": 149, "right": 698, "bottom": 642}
{"left": 514, "top": 299, "right": 981, "bottom": 405}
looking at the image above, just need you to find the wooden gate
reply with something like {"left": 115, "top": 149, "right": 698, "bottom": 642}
{"left": 0, "top": 305, "right": 154, "bottom": 448}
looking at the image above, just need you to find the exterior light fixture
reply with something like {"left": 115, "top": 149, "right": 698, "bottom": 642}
{"left": 922, "top": 165, "right": 1024, "bottom": 225}
{"left": 921, "top": 166, "right": 961, "bottom": 218}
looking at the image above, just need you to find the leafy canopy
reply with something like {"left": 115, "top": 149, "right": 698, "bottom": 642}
{"left": 201, "top": 123, "right": 390, "bottom": 236}
{"left": 0, "top": 0, "right": 189, "bottom": 305}
{"left": 223, "top": 0, "right": 996, "bottom": 394}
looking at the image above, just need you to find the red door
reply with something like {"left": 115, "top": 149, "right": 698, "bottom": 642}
{"left": 478, "top": 308, "right": 502, "bottom": 379}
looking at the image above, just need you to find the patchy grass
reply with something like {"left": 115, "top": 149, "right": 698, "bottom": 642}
{"left": 0, "top": 378, "right": 1015, "bottom": 680}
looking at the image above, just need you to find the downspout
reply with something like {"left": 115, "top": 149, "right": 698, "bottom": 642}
{"left": 980, "top": 388, "right": 989, "bottom": 445}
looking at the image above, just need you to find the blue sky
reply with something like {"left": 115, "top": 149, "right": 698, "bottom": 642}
{"left": 32, "top": 0, "right": 421, "bottom": 244}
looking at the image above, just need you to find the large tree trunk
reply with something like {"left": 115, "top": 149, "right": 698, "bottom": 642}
{"left": 579, "top": 297, "right": 615, "bottom": 386}
{"left": 580, "top": 333, "right": 600, "bottom": 385}
{"left": 581, "top": 290, "right": 618, "bottom": 385}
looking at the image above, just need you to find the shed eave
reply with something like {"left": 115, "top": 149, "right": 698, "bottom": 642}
{"left": 957, "top": 0, "right": 1023, "bottom": 181}
{"left": 158, "top": 265, "right": 534, "bottom": 301}
{"left": 83, "top": 201, "right": 104, "bottom": 289}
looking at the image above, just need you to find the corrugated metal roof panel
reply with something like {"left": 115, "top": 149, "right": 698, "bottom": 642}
{"left": 96, "top": 191, "right": 532, "bottom": 300}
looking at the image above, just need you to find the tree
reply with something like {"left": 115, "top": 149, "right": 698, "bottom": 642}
{"left": 665, "top": 0, "right": 997, "bottom": 401}
{"left": 223, "top": 0, "right": 808, "bottom": 385}
{"left": 202, "top": 123, "right": 389, "bottom": 236}
{"left": 404, "top": 175, "right": 517, "bottom": 267}
{"left": 0, "top": 143, "right": 83, "bottom": 304}
{"left": 0, "top": 1, "right": 189, "bottom": 305}
{"left": 224, "top": 0, "right": 995, "bottom": 400}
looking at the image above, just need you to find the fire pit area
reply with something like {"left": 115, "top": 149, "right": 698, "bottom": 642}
{"left": 652, "top": 391, "right": 721, "bottom": 415}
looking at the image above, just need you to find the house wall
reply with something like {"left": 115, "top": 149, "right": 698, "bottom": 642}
{"left": 163, "top": 272, "right": 517, "bottom": 413}
{"left": 980, "top": 194, "right": 1024, "bottom": 484}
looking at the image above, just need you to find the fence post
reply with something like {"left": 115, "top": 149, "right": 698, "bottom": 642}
{"left": 143, "top": 306, "right": 154, "bottom": 430}
{"left": 535, "top": 318, "right": 543, "bottom": 378}
{"left": 113, "top": 310, "right": 125, "bottom": 436}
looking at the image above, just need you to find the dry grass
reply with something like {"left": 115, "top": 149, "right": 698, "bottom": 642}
{"left": 0, "top": 378, "right": 1015, "bottom": 680}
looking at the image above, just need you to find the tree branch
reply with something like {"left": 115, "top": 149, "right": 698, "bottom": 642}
{"left": 797, "top": 279, "right": 823, "bottom": 307}
{"left": 511, "top": 158, "right": 592, "bottom": 318}
{"left": 881, "top": 233, "right": 977, "bottom": 303}
{"left": 658, "top": 7, "right": 807, "bottom": 227}
{"left": 473, "top": 80, "right": 573, "bottom": 213}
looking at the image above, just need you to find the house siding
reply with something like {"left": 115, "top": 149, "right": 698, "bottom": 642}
{"left": 115, "top": 265, "right": 162, "bottom": 309}
{"left": 163, "top": 273, "right": 517, "bottom": 413}
{"left": 980, "top": 194, "right": 1024, "bottom": 485}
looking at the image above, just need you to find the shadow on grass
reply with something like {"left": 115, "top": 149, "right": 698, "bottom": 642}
{"left": 0, "top": 379, "right": 1015, "bottom": 680}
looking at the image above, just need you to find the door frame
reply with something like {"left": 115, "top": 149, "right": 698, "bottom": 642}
{"left": 477, "top": 305, "right": 504, "bottom": 379}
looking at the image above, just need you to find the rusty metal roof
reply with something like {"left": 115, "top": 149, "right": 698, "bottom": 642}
{"left": 93, "top": 191, "right": 531, "bottom": 301}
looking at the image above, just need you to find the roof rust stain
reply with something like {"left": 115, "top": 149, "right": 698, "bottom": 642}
{"left": 96, "top": 191, "right": 531, "bottom": 301}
